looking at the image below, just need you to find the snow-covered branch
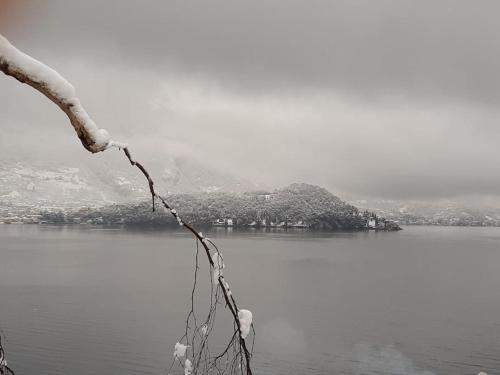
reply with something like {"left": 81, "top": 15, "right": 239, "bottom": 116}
{"left": 0, "top": 34, "right": 125, "bottom": 153}
{"left": 0, "top": 34, "right": 254, "bottom": 375}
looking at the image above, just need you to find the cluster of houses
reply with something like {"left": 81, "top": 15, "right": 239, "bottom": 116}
{"left": 0, "top": 203, "right": 43, "bottom": 224}
{"left": 212, "top": 216, "right": 400, "bottom": 230}
{"left": 365, "top": 216, "right": 401, "bottom": 231}
{"left": 212, "top": 218, "right": 309, "bottom": 228}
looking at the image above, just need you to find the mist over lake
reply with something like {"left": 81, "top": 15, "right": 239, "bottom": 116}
{"left": 1, "top": 225, "right": 499, "bottom": 375}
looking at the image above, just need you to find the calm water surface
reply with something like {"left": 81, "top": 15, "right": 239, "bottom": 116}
{"left": 1, "top": 225, "right": 500, "bottom": 374}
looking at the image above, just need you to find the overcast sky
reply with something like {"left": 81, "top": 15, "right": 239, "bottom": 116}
{"left": 1, "top": 1, "right": 500, "bottom": 203}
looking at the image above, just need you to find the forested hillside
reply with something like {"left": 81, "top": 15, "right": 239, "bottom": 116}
{"left": 47, "top": 183, "right": 391, "bottom": 230}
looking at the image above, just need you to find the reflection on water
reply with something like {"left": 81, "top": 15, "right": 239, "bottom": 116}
{"left": 1, "top": 225, "right": 500, "bottom": 374}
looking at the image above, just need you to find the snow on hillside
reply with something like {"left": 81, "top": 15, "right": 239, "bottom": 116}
{"left": 0, "top": 157, "right": 265, "bottom": 209}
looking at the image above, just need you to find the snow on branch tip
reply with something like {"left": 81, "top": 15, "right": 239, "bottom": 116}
{"left": 0, "top": 33, "right": 126, "bottom": 153}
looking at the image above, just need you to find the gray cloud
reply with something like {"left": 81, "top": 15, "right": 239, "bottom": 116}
{"left": 1, "top": 1, "right": 500, "bottom": 202}
{"left": 7, "top": 0, "right": 500, "bottom": 103}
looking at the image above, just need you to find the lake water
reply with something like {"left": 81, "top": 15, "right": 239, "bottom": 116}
{"left": 1, "top": 225, "right": 500, "bottom": 375}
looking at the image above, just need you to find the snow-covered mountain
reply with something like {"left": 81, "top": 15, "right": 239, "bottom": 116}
{"left": 352, "top": 197, "right": 500, "bottom": 226}
{"left": 0, "top": 157, "right": 265, "bottom": 208}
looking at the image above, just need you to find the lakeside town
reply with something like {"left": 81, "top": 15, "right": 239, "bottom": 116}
{"left": 4, "top": 191, "right": 500, "bottom": 229}
{"left": 3, "top": 163, "right": 500, "bottom": 229}
{"left": 0, "top": 185, "right": 402, "bottom": 231}
{"left": 0, "top": 202, "right": 401, "bottom": 231}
